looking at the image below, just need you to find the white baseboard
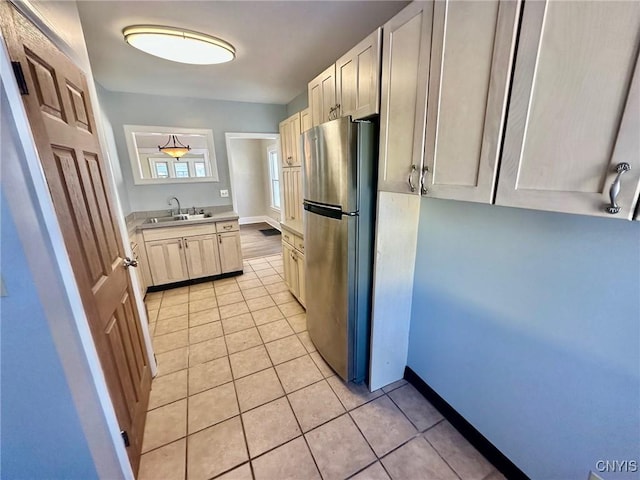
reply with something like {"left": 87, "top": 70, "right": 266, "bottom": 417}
{"left": 239, "top": 215, "right": 281, "bottom": 230}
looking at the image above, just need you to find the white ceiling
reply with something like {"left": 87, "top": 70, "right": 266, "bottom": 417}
{"left": 77, "top": 1, "right": 409, "bottom": 105}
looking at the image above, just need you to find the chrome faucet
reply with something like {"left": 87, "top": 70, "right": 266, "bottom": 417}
{"left": 168, "top": 196, "right": 181, "bottom": 216}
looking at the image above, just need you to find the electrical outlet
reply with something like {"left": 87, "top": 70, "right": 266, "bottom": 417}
{"left": 220, "top": 189, "right": 229, "bottom": 198}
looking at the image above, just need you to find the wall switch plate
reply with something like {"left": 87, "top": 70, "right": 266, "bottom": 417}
{"left": 220, "top": 189, "right": 229, "bottom": 198}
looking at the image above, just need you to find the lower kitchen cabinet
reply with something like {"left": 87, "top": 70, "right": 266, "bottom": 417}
{"left": 218, "top": 232, "right": 243, "bottom": 273}
{"left": 142, "top": 221, "right": 243, "bottom": 286}
{"left": 184, "top": 234, "right": 222, "bottom": 278}
{"left": 145, "top": 238, "right": 190, "bottom": 285}
{"left": 282, "top": 229, "right": 305, "bottom": 307}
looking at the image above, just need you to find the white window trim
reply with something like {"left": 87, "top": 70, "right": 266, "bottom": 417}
{"left": 268, "top": 145, "right": 281, "bottom": 211}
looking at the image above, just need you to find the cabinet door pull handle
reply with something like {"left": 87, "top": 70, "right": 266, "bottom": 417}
{"left": 184, "top": 238, "right": 189, "bottom": 248}
{"left": 408, "top": 164, "right": 417, "bottom": 192}
{"left": 420, "top": 166, "right": 429, "bottom": 195}
{"left": 178, "top": 239, "right": 182, "bottom": 249}
{"left": 606, "top": 162, "right": 631, "bottom": 214}
{"left": 218, "top": 235, "right": 222, "bottom": 244}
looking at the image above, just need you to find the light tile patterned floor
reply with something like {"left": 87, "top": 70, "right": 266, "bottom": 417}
{"left": 140, "top": 254, "right": 505, "bottom": 480}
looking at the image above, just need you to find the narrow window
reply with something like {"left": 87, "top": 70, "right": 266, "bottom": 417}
{"left": 268, "top": 147, "right": 280, "bottom": 209}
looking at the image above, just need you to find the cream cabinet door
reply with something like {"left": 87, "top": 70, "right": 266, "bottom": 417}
{"left": 336, "top": 28, "right": 382, "bottom": 120}
{"left": 279, "top": 117, "right": 292, "bottom": 167}
{"left": 218, "top": 232, "right": 243, "bottom": 273}
{"left": 308, "top": 64, "right": 336, "bottom": 127}
{"left": 295, "top": 251, "right": 305, "bottom": 307}
{"left": 280, "top": 112, "right": 301, "bottom": 167}
{"left": 496, "top": 0, "right": 640, "bottom": 219}
{"left": 282, "top": 241, "right": 299, "bottom": 295}
{"left": 288, "top": 113, "right": 301, "bottom": 167}
{"left": 183, "top": 234, "right": 221, "bottom": 279}
{"left": 423, "top": 0, "right": 519, "bottom": 203}
{"left": 378, "top": 1, "right": 433, "bottom": 194}
{"left": 282, "top": 167, "right": 302, "bottom": 221}
{"left": 145, "top": 238, "right": 188, "bottom": 285}
{"left": 300, "top": 108, "right": 312, "bottom": 134}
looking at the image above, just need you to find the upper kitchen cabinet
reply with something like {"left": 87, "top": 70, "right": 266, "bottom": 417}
{"left": 308, "top": 28, "right": 382, "bottom": 126}
{"left": 279, "top": 112, "right": 302, "bottom": 167}
{"left": 300, "top": 107, "right": 312, "bottom": 134}
{"left": 377, "top": 1, "right": 433, "bottom": 194}
{"left": 422, "top": 0, "right": 520, "bottom": 202}
{"left": 335, "top": 28, "right": 382, "bottom": 120}
{"left": 308, "top": 64, "right": 336, "bottom": 126}
{"left": 496, "top": 0, "right": 640, "bottom": 219}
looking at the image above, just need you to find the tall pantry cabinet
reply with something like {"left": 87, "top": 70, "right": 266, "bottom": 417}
{"left": 279, "top": 111, "right": 303, "bottom": 222}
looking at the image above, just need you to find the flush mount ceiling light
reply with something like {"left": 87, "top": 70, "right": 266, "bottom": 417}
{"left": 123, "top": 25, "right": 235, "bottom": 65}
{"left": 159, "top": 135, "right": 191, "bottom": 158}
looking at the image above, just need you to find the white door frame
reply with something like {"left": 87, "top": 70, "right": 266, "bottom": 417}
{"left": 224, "top": 132, "right": 281, "bottom": 228}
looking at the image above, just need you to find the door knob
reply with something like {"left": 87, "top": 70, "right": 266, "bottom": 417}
{"left": 123, "top": 257, "right": 138, "bottom": 268}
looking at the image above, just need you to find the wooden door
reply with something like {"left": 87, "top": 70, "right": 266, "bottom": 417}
{"left": 378, "top": 1, "right": 433, "bottom": 194}
{"left": 423, "top": 0, "right": 519, "bottom": 203}
{"left": 496, "top": 0, "right": 640, "bottom": 219}
{"left": 336, "top": 28, "right": 382, "bottom": 120}
{"left": 0, "top": 5, "right": 151, "bottom": 472}
{"left": 218, "top": 232, "right": 243, "bottom": 273}
{"left": 184, "top": 234, "right": 222, "bottom": 279}
{"left": 146, "top": 238, "right": 189, "bottom": 285}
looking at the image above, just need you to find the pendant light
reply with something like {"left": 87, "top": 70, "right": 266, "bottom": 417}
{"left": 158, "top": 135, "right": 191, "bottom": 159}
{"left": 123, "top": 25, "right": 235, "bottom": 65}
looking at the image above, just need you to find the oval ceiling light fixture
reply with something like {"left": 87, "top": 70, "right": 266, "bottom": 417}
{"left": 123, "top": 25, "right": 235, "bottom": 65}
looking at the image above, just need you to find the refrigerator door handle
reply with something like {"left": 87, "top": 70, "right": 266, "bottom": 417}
{"left": 303, "top": 200, "right": 343, "bottom": 219}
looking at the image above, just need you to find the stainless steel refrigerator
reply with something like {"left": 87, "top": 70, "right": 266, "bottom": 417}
{"left": 302, "top": 116, "right": 376, "bottom": 383}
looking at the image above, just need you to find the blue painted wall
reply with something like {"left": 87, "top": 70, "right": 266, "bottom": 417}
{"left": 98, "top": 86, "right": 286, "bottom": 214}
{"left": 408, "top": 199, "right": 640, "bottom": 480}
{"left": 0, "top": 194, "right": 98, "bottom": 479}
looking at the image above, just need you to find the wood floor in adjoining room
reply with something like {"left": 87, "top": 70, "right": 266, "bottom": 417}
{"left": 240, "top": 222, "right": 282, "bottom": 259}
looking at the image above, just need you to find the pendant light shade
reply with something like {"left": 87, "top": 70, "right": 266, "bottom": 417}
{"left": 159, "top": 135, "right": 191, "bottom": 158}
{"left": 123, "top": 25, "right": 235, "bottom": 65}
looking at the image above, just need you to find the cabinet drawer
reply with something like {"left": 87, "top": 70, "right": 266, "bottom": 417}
{"left": 294, "top": 236, "right": 304, "bottom": 253}
{"left": 282, "top": 230, "right": 294, "bottom": 245}
{"left": 216, "top": 220, "right": 239, "bottom": 233}
{"left": 142, "top": 223, "right": 216, "bottom": 242}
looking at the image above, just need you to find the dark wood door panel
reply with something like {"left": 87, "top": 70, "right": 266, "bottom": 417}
{"left": 1, "top": 4, "right": 151, "bottom": 474}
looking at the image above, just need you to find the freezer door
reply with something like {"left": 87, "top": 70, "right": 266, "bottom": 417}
{"left": 305, "top": 209, "right": 357, "bottom": 381}
{"left": 302, "top": 117, "right": 357, "bottom": 213}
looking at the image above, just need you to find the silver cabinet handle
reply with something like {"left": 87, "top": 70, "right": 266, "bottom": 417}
{"left": 420, "top": 166, "right": 429, "bottom": 195}
{"left": 606, "top": 162, "right": 631, "bottom": 214}
{"left": 408, "top": 164, "right": 417, "bottom": 192}
{"left": 123, "top": 257, "right": 138, "bottom": 268}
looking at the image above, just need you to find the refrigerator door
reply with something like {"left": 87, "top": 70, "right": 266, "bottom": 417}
{"left": 305, "top": 209, "right": 357, "bottom": 381}
{"left": 302, "top": 117, "right": 357, "bottom": 213}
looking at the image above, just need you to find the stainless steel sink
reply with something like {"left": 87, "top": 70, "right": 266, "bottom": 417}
{"left": 144, "top": 213, "right": 211, "bottom": 224}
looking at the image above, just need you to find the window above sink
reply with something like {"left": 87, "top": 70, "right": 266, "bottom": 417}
{"left": 124, "top": 125, "right": 219, "bottom": 185}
